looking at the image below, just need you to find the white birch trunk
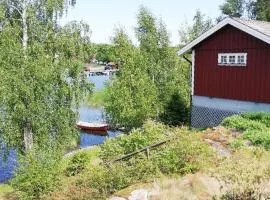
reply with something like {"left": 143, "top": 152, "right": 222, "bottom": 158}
{"left": 24, "top": 123, "right": 33, "bottom": 151}
{"left": 22, "top": 0, "right": 28, "bottom": 51}
{"left": 22, "top": 0, "right": 33, "bottom": 151}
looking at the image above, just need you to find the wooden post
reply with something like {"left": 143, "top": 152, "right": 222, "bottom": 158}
{"left": 146, "top": 148, "right": 150, "bottom": 159}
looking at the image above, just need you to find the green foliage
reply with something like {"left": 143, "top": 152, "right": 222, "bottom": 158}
{"left": 219, "top": 0, "right": 270, "bottom": 21}
{"left": 222, "top": 113, "right": 270, "bottom": 149}
{"left": 100, "top": 120, "right": 167, "bottom": 160}
{"left": 0, "top": 1, "right": 92, "bottom": 153}
{"left": 78, "top": 122, "right": 213, "bottom": 199}
{"left": 105, "top": 7, "right": 190, "bottom": 129}
{"left": 241, "top": 112, "right": 270, "bottom": 127}
{"left": 11, "top": 149, "right": 63, "bottom": 200}
{"left": 91, "top": 43, "right": 116, "bottom": 63}
{"left": 229, "top": 139, "right": 245, "bottom": 149}
{"left": 244, "top": 130, "right": 270, "bottom": 149}
{"left": 222, "top": 115, "right": 267, "bottom": 132}
{"left": 100, "top": 121, "right": 213, "bottom": 175}
{"left": 152, "top": 132, "right": 214, "bottom": 175}
{"left": 105, "top": 27, "right": 160, "bottom": 129}
{"left": 0, "top": 184, "right": 15, "bottom": 199}
{"left": 83, "top": 158, "right": 159, "bottom": 199}
{"left": 160, "top": 92, "right": 189, "bottom": 126}
{"left": 0, "top": 2, "right": 93, "bottom": 199}
{"left": 255, "top": 0, "right": 270, "bottom": 21}
{"left": 39, "top": 122, "right": 214, "bottom": 200}
{"left": 220, "top": 0, "right": 245, "bottom": 17}
{"left": 65, "top": 152, "right": 89, "bottom": 176}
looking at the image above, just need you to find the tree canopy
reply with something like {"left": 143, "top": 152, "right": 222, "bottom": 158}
{"left": 179, "top": 10, "right": 213, "bottom": 46}
{"left": 0, "top": 0, "right": 92, "bottom": 153}
{"left": 220, "top": 0, "right": 270, "bottom": 21}
{"left": 105, "top": 7, "right": 190, "bottom": 129}
{"left": 91, "top": 43, "right": 116, "bottom": 63}
{"left": 220, "top": 0, "right": 245, "bottom": 18}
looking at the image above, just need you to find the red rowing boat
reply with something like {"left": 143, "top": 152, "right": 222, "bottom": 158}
{"left": 76, "top": 121, "right": 108, "bottom": 132}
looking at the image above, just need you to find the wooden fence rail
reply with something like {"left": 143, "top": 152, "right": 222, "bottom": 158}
{"left": 108, "top": 139, "right": 170, "bottom": 164}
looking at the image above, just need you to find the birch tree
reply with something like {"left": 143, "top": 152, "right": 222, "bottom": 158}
{"left": 105, "top": 7, "right": 190, "bottom": 128}
{"left": 0, "top": 0, "right": 92, "bottom": 153}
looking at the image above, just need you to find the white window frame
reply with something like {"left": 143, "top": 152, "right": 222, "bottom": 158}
{"left": 218, "top": 53, "right": 247, "bottom": 66}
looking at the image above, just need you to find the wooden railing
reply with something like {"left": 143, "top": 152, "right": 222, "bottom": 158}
{"left": 108, "top": 139, "right": 171, "bottom": 164}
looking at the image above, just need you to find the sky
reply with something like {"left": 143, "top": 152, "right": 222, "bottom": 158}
{"left": 60, "top": 0, "right": 224, "bottom": 45}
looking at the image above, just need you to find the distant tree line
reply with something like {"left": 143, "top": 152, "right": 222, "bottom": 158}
{"left": 90, "top": 43, "right": 116, "bottom": 63}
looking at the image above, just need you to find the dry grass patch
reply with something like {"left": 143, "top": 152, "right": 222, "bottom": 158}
{"left": 0, "top": 184, "right": 17, "bottom": 200}
{"left": 151, "top": 173, "right": 221, "bottom": 200}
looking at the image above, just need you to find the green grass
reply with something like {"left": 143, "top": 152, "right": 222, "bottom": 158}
{"left": 87, "top": 88, "right": 108, "bottom": 107}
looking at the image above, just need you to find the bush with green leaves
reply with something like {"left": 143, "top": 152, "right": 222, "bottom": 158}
{"left": 83, "top": 158, "right": 160, "bottom": 199}
{"left": 222, "top": 113, "right": 270, "bottom": 149}
{"left": 11, "top": 150, "right": 63, "bottom": 200}
{"left": 65, "top": 152, "right": 89, "bottom": 176}
{"left": 42, "top": 121, "right": 215, "bottom": 200}
{"left": 100, "top": 120, "right": 167, "bottom": 160}
{"left": 241, "top": 112, "right": 270, "bottom": 128}
{"left": 65, "top": 121, "right": 213, "bottom": 199}
{"left": 244, "top": 130, "right": 270, "bottom": 149}
{"left": 83, "top": 135, "right": 212, "bottom": 200}
{"left": 152, "top": 132, "right": 214, "bottom": 175}
{"left": 222, "top": 115, "right": 268, "bottom": 132}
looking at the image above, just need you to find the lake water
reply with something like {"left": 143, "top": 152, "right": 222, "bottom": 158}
{"left": 0, "top": 74, "right": 119, "bottom": 183}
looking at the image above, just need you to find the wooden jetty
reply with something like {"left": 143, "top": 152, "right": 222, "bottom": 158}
{"left": 88, "top": 69, "right": 119, "bottom": 76}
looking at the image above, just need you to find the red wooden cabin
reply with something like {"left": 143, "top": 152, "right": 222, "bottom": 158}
{"left": 178, "top": 17, "right": 270, "bottom": 128}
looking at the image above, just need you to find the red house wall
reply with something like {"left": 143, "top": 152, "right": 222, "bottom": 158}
{"left": 194, "top": 25, "right": 270, "bottom": 103}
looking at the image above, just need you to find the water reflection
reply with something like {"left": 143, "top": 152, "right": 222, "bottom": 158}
{"left": 0, "top": 148, "right": 17, "bottom": 183}
{"left": 0, "top": 74, "right": 119, "bottom": 182}
{"left": 78, "top": 76, "right": 121, "bottom": 147}
{"left": 89, "top": 75, "right": 110, "bottom": 91}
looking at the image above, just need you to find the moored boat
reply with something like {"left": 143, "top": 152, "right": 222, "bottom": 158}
{"left": 76, "top": 121, "right": 108, "bottom": 133}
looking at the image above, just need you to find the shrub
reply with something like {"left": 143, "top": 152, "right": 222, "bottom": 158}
{"left": 85, "top": 163, "right": 131, "bottom": 198}
{"left": 244, "top": 130, "right": 270, "bottom": 149}
{"left": 160, "top": 92, "right": 189, "bottom": 126}
{"left": 43, "top": 122, "right": 215, "bottom": 200}
{"left": 11, "top": 150, "right": 62, "bottom": 200}
{"left": 100, "top": 120, "right": 166, "bottom": 160}
{"left": 65, "top": 152, "right": 89, "bottom": 176}
{"left": 82, "top": 158, "right": 160, "bottom": 199}
{"left": 76, "top": 122, "right": 214, "bottom": 199}
{"left": 241, "top": 112, "right": 270, "bottom": 128}
{"left": 212, "top": 149, "right": 270, "bottom": 200}
{"left": 222, "top": 115, "right": 267, "bottom": 132}
{"left": 152, "top": 132, "right": 214, "bottom": 175}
